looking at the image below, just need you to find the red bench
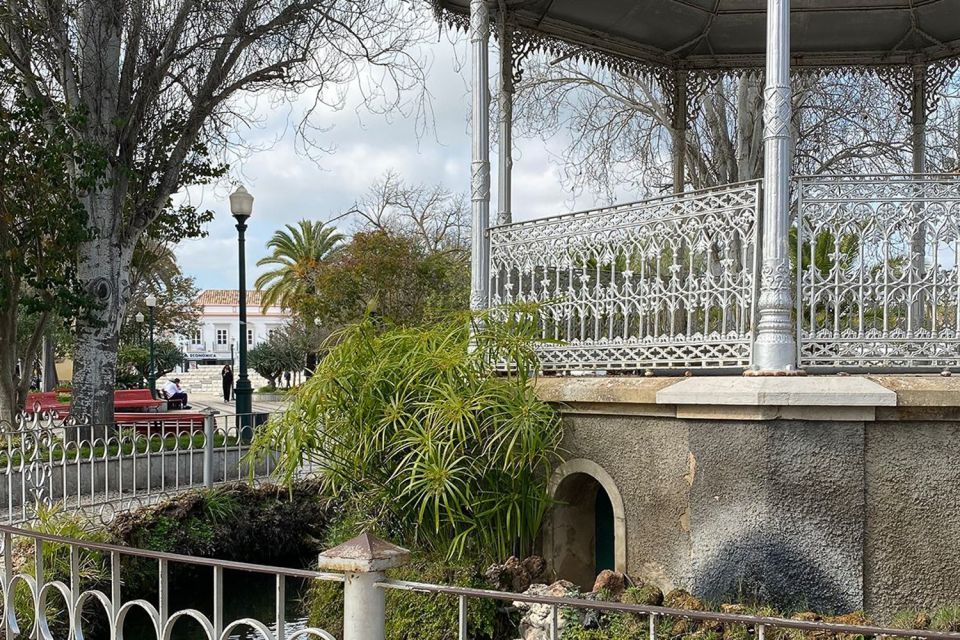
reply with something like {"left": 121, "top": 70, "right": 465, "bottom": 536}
{"left": 114, "top": 412, "right": 206, "bottom": 432}
{"left": 25, "top": 392, "right": 70, "bottom": 417}
{"left": 114, "top": 389, "right": 163, "bottom": 411}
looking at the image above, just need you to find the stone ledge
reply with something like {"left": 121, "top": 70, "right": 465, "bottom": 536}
{"left": 655, "top": 376, "right": 897, "bottom": 407}
{"left": 868, "top": 375, "right": 960, "bottom": 407}
{"left": 535, "top": 376, "right": 681, "bottom": 405}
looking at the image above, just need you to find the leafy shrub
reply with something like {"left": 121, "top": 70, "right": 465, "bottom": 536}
{"left": 250, "top": 309, "right": 562, "bottom": 561}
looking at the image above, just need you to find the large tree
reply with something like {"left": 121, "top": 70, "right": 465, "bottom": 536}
{"left": 511, "top": 59, "right": 949, "bottom": 196}
{"left": 0, "top": 75, "right": 97, "bottom": 424}
{"left": 0, "top": 0, "right": 427, "bottom": 423}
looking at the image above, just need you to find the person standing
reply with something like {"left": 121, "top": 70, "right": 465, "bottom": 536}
{"left": 221, "top": 364, "right": 234, "bottom": 402}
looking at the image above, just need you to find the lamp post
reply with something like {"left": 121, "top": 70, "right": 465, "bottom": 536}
{"left": 230, "top": 185, "right": 254, "bottom": 437}
{"left": 145, "top": 295, "right": 157, "bottom": 397}
{"left": 135, "top": 312, "right": 145, "bottom": 388}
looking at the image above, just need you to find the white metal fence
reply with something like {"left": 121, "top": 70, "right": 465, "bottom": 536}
{"left": 0, "top": 412, "right": 279, "bottom": 526}
{"left": 796, "top": 174, "right": 960, "bottom": 370}
{"left": 488, "top": 181, "right": 761, "bottom": 371}
{"left": 3, "top": 522, "right": 960, "bottom": 640}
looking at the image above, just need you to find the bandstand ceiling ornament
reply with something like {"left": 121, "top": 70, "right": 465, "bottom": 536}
{"left": 431, "top": 0, "right": 960, "bottom": 72}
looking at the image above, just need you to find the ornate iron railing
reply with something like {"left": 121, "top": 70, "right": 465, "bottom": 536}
{"left": 488, "top": 181, "right": 761, "bottom": 370}
{"left": 0, "top": 412, "right": 282, "bottom": 526}
{"left": 796, "top": 174, "right": 960, "bottom": 370}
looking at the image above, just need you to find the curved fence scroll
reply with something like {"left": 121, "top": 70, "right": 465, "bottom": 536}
{"left": 489, "top": 181, "right": 761, "bottom": 371}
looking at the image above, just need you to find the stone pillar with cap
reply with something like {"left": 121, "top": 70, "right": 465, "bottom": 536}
{"left": 317, "top": 532, "right": 411, "bottom": 640}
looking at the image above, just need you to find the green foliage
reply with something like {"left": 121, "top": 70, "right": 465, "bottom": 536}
{"left": 248, "top": 326, "right": 312, "bottom": 386}
{"left": 306, "top": 555, "right": 498, "bottom": 640}
{"left": 250, "top": 309, "right": 561, "bottom": 561}
{"left": 13, "top": 505, "right": 110, "bottom": 635}
{"left": 932, "top": 605, "right": 960, "bottom": 632}
{"left": 117, "top": 339, "right": 185, "bottom": 384}
{"left": 255, "top": 219, "right": 345, "bottom": 314}
{"left": 306, "top": 230, "right": 468, "bottom": 327}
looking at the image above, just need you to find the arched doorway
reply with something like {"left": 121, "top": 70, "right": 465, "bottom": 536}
{"left": 546, "top": 459, "right": 627, "bottom": 590}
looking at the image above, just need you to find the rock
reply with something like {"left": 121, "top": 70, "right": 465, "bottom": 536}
{"left": 486, "top": 556, "right": 536, "bottom": 592}
{"left": 664, "top": 588, "right": 705, "bottom": 611}
{"left": 791, "top": 612, "right": 821, "bottom": 622}
{"left": 622, "top": 584, "right": 663, "bottom": 606}
{"left": 514, "top": 581, "right": 578, "bottom": 640}
{"left": 720, "top": 604, "right": 747, "bottom": 614}
{"left": 521, "top": 555, "right": 547, "bottom": 580}
{"left": 592, "top": 569, "right": 626, "bottom": 598}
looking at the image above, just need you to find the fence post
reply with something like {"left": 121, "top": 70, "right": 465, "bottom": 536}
{"left": 201, "top": 408, "right": 219, "bottom": 488}
{"left": 316, "top": 532, "right": 410, "bottom": 640}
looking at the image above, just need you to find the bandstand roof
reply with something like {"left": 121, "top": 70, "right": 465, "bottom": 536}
{"left": 432, "top": 0, "right": 960, "bottom": 71}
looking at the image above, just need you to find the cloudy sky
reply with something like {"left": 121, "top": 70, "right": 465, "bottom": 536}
{"left": 174, "top": 21, "right": 614, "bottom": 291}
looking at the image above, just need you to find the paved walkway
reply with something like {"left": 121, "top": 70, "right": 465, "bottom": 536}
{"left": 191, "top": 393, "right": 288, "bottom": 415}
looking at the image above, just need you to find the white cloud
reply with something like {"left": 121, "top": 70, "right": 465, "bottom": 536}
{"left": 174, "top": 26, "right": 614, "bottom": 290}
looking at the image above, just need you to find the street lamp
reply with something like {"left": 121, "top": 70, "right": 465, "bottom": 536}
{"left": 230, "top": 185, "right": 254, "bottom": 437}
{"left": 135, "top": 312, "right": 145, "bottom": 346}
{"left": 145, "top": 295, "right": 157, "bottom": 397}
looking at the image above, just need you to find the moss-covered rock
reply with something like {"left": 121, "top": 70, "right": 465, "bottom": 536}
{"left": 622, "top": 584, "right": 663, "bottom": 607}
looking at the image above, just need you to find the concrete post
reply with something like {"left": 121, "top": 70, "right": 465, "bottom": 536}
{"left": 202, "top": 408, "right": 219, "bottom": 488}
{"left": 317, "top": 532, "right": 411, "bottom": 640}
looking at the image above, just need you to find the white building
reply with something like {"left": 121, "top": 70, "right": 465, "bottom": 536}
{"left": 178, "top": 289, "right": 291, "bottom": 367}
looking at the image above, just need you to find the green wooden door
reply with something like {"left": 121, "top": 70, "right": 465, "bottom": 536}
{"left": 595, "top": 486, "right": 615, "bottom": 575}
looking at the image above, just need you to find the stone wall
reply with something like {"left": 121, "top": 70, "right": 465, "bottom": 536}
{"left": 540, "top": 376, "right": 960, "bottom": 621}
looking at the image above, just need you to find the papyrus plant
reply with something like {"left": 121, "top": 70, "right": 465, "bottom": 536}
{"left": 250, "top": 308, "right": 562, "bottom": 560}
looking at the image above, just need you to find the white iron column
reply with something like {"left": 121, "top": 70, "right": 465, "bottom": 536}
{"left": 671, "top": 70, "right": 688, "bottom": 195}
{"left": 470, "top": 0, "right": 492, "bottom": 310}
{"left": 752, "top": 0, "right": 798, "bottom": 373}
{"left": 910, "top": 63, "right": 928, "bottom": 328}
{"left": 497, "top": 21, "right": 514, "bottom": 225}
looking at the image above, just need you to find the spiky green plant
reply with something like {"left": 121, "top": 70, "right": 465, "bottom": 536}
{"left": 249, "top": 308, "right": 562, "bottom": 561}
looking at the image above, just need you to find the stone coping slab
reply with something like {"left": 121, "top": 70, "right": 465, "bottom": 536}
{"left": 867, "top": 375, "right": 960, "bottom": 407}
{"left": 535, "top": 376, "right": 679, "bottom": 405}
{"left": 656, "top": 376, "right": 897, "bottom": 407}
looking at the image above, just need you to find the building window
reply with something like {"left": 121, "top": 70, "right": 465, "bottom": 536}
{"left": 190, "top": 330, "right": 201, "bottom": 345}
{"left": 247, "top": 328, "right": 254, "bottom": 345}
{"left": 216, "top": 329, "right": 228, "bottom": 346}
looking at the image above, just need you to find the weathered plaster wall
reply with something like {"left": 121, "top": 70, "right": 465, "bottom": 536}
{"left": 557, "top": 414, "right": 691, "bottom": 592}
{"left": 688, "top": 419, "right": 864, "bottom": 612}
{"left": 555, "top": 412, "right": 960, "bottom": 620}
{"left": 864, "top": 421, "right": 960, "bottom": 617}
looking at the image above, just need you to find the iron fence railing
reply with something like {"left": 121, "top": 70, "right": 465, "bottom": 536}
{"left": 796, "top": 174, "right": 960, "bottom": 370}
{"left": 4, "top": 522, "right": 960, "bottom": 640}
{"left": 0, "top": 412, "right": 282, "bottom": 526}
{"left": 381, "top": 578, "right": 960, "bottom": 640}
{"left": 488, "top": 181, "right": 761, "bottom": 371}
{"left": 0, "top": 523, "right": 342, "bottom": 640}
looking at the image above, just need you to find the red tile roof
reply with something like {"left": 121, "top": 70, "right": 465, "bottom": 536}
{"left": 196, "top": 289, "right": 265, "bottom": 306}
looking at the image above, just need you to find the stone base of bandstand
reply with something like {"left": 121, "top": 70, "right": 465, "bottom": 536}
{"left": 536, "top": 374, "right": 960, "bottom": 620}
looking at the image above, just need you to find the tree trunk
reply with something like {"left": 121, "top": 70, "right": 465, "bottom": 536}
{"left": 70, "top": 189, "right": 133, "bottom": 426}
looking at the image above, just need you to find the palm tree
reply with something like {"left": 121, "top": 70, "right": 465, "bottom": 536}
{"left": 255, "top": 220, "right": 344, "bottom": 313}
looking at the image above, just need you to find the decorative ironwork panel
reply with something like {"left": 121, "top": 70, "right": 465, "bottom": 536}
{"left": 488, "top": 182, "right": 761, "bottom": 371}
{"left": 796, "top": 175, "right": 960, "bottom": 369}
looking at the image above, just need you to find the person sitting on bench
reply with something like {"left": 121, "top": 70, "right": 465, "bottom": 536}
{"left": 161, "top": 378, "right": 191, "bottom": 410}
